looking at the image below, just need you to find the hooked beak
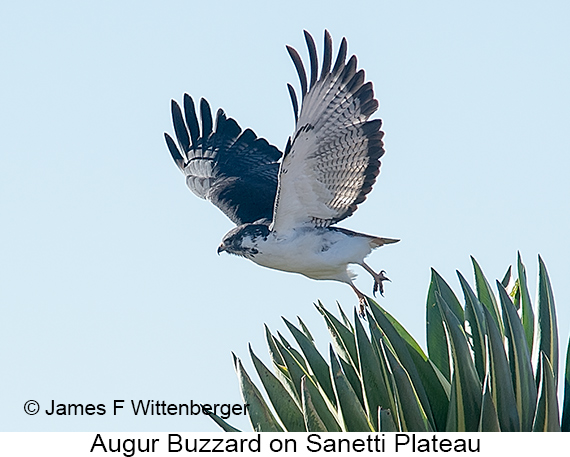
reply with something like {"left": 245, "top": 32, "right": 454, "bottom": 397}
{"left": 217, "top": 244, "right": 226, "bottom": 255}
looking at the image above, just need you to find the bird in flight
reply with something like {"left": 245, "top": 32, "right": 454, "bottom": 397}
{"left": 165, "top": 30, "right": 398, "bottom": 314}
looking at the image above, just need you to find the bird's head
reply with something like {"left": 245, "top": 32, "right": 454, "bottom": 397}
{"left": 217, "top": 222, "right": 270, "bottom": 258}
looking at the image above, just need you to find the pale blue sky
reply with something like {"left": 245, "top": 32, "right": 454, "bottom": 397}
{"left": 1, "top": 1, "right": 569, "bottom": 432}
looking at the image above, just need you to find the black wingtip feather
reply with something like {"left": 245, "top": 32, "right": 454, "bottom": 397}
{"left": 367, "top": 145, "right": 385, "bottom": 160}
{"left": 320, "top": 30, "right": 332, "bottom": 79}
{"left": 353, "top": 81, "right": 373, "bottom": 100}
{"left": 360, "top": 99, "right": 379, "bottom": 118}
{"left": 342, "top": 55, "right": 357, "bottom": 84}
{"left": 171, "top": 100, "right": 190, "bottom": 153}
{"left": 287, "top": 45, "right": 308, "bottom": 98}
{"left": 304, "top": 30, "right": 318, "bottom": 90}
{"left": 345, "top": 69, "right": 365, "bottom": 96}
{"left": 284, "top": 137, "right": 293, "bottom": 157}
{"left": 361, "top": 119, "right": 383, "bottom": 136}
{"left": 200, "top": 98, "right": 213, "bottom": 139}
{"left": 213, "top": 108, "right": 228, "bottom": 147}
{"left": 183, "top": 94, "right": 200, "bottom": 149}
{"left": 164, "top": 132, "right": 184, "bottom": 169}
{"left": 287, "top": 83, "right": 299, "bottom": 124}
{"left": 214, "top": 108, "right": 226, "bottom": 132}
{"left": 332, "top": 37, "right": 347, "bottom": 75}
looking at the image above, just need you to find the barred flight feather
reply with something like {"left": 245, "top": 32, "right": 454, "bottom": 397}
{"left": 272, "top": 30, "right": 384, "bottom": 231}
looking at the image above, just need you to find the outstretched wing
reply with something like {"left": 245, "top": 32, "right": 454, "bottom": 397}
{"left": 271, "top": 30, "right": 384, "bottom": 232}
{"left": 165, "top": 94, "right": 282, "bottom": 226}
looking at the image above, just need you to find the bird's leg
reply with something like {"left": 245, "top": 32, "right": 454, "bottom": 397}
{"left": 361, "top": 261, "right": 391, "bottom": 297}
{"left": 348, "top": 282, "right": 368, "bottom": 318}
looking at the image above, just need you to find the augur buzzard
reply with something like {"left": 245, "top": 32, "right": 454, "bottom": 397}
{"left": 164, "top": 30, "right": 399, "bottom": 313}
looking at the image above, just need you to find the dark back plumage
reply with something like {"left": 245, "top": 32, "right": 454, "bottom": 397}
{"left": 165, "top": 95, "right": 282, "bottom": 225}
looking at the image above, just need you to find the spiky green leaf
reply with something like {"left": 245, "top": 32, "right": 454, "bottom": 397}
{"left": 272, "top": 334, "right": 310, "bottom": 401}
{"left": 329, "top": 346, "right": 373, "bottom": 432}
{"left": 337, "top": 302, "right": 354, "bottom": 332}
{"left": 316, "top": 302, "right": 359, "bottom": 371}
{"left": 501, "top": 265, "right": 512, "bottom": 288}
{"left": 276, "top": 331, "right": 309, "bottom": 372}
{"left": 511, "top": 279, "right": 521, "bottom": 310}
{"left": 209, "top": 413, "right": 242, "bottom": 432}
{"left": 366, "top": 297, "right": 427, "bottom": 362}
{"left": 367, "top": 299, "right": 436, "bottom": 430}
{"left": 478, "top": 372, "right": 501, "bottom": 432}
{"left": 265, "top": 327, "right": 298, "bottom": 402}
{"left": 316, "top": 303, "right": 363, "bottom": 403}
{"left": 379, "top": 409, "right": 398, "bottom": 432}
{"left": 249, "top": 345, "right": 305, "bottom": 431}
{"left": 561, "top": 336, "right": 570, "bottom": 432}
{"left": 272, "top": 329, "right": 341, "bottom": 432}
{"left": 498, "top": 281, "right": 537, "bottom": 431}
{"left": 380, "top": 339, "right": 432, "bottom": 432}
{"left": 297, "top": 316, "right": 314, "bottom": 342}
{"left": 532, "top": 353, "right": 561, "bottom": 432}
{"left": 301, "top": 372, "right": 342, "bottom": 432}
{"left": 426, "top": 269, "right": 463, "bottom": 382}
{"left": 471, "top": 256, "right": 503, "bottom": 335}
{"left": 437, "top": 292, "right": 482, "bottom": 431}
{"left": 354, "top": 308, "right": 392, "bottom": 431}
{"left": 536, "top": 255, "right": 558, "bottom": 388}
{"left": 367, "top": 296, "right": 449, "bottom": 429}
{"left": 301, "top": 376, "right": 328, "bottom": 432}
{"left": 517, "top": 252, "right": 534, "bottom": 352}
{"left": 367, "top": 297, "right": 451, "bottom": 431}
{"left": 282, "top": 317, "right": 335, "bottom": 406}
{"left": 458, "top": 271, "right": 487, "bottom": 382}
{"left": 265, "top": 325, "right": 285, "bottom": 366}
{"left": 235, "top": 357, "right": 283, "bottom": 432}
{"left": 368, "top": 323, "right": 398, "bottom": 424}
{"left": 338, "top": 355, "right": 364, "bottom": 407}
{"left": 482, "top": 302, "right": 520, "bottom": 431}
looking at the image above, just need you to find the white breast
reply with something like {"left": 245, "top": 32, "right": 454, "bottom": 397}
{"left": 250, "top": 228, "right": 373, "bottom": 282}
